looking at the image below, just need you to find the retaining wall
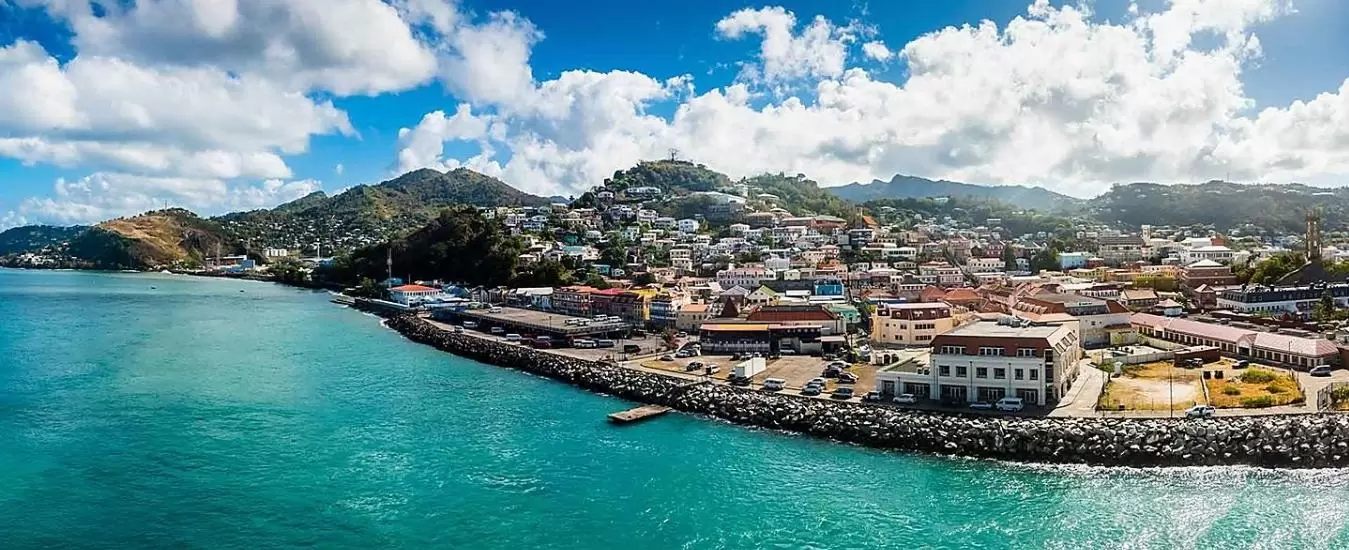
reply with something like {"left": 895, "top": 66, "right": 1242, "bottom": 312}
{"left": 386, "top": 315, "right": 1349, "bottom": 468}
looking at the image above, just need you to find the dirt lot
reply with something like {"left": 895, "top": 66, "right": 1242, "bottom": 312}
{"left": 1099, "top": 360, "right": 1205, "bottom": 411}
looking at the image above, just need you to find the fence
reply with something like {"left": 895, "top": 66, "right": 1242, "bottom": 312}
{"left": 1317, "top": 382, "right": 1349, "bottom": 411}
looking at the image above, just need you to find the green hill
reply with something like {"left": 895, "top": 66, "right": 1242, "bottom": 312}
{"left": 1089, "top": 181, "right": 1349, "bottom": 233}
{"left": 217, "top": 167, "right": 550, "bottom": 253}
{"left": 0, "top": 225, "right": 89, "bottom": 255}
{"left": 829, "top": 174, "right": 1084, "bottom": 212}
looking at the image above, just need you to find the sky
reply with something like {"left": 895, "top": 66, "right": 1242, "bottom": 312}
{"left": 1, "top": 0, "right": 1348, "bottom": 229}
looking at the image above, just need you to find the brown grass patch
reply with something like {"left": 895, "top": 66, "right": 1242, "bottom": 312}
{"left": 1205, "top": 368, "right": 1303, "bottom": 408}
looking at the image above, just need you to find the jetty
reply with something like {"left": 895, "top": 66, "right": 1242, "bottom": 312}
{"left": 608, "top": 405, "right": 671, "bottom": 424}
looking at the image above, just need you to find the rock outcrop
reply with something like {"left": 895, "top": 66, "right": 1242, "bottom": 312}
{"left": 386, "top": 315, "right": 1349, "bottom": 468}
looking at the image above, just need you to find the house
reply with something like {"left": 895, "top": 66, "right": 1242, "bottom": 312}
{"left": 1119, "top": 288, "right": 1161, "bottom": 310}
{"left": 1179, "top": 245, "right": 1234, "bottom": 265}
{"left": 746, "top": 285, "right": 780, "bottom": 305}
{"left": 872, "top": 303, "right": 956, "bottom": 347}
{"left": 1179, "top": 259, "right": 1236, "bottom": 289}
{"left": 552, "top": 285, "right": 599, "bottom": 317}
{"left": 389, "top": 284, "right": 444, "bottom": 306}
{"left": 676, "top": 303, "right": 713, "bottom": 332}
{"left": 745, "top": 304, "right": 846, "bottom": 335}
{"left": 649, "top": 293, "right": 685, "bottom": 328}
{"left": 1132, "top": 313, "right": 1339, "bottom": 369}
{"left": 1011, "top": 292, "right": 1132, "bottom": 348}
{"left": 716, "top": 267, "right": 776, "bottom": 289}
{"left": 1096, "top": 235, "right": 1146, "bottom": 265}
{"left": 874, "top": 319, "right": 1081, "bottom": 407}
{"left": 1216, "top": 283, "right": 1349, "bottom": 315}
{"left": 677, "top": 219, "right": 701, "bottom": 233}
{"left": 697, "top": 323, "right": 827, "bottom": 355}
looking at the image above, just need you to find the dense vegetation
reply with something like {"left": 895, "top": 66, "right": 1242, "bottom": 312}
{"left": 863, "top": 196, "right": 1077, "bottom": 237}
{"left": 1090, "top": 181, "right": 1348, "bottom": 233}
{"left": 603, "top": 160, "right": 731, "bottom": 194}
{"left": 830, "top": 174, "right": 1084, "bottom": 212}
{"left": 0, "top": 225, "right": 88, "bottom": 255}
{"left": 330, "top": 207, "right": 523, "bottom": 287}
{"left": 218, "top": 168, "right": 550, "bottom": 254}
{"left": 743, "top": 173, "right": 854, "bottom": 219}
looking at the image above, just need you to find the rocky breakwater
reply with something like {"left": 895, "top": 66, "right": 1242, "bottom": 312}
{"left": 386, "top": 315, "right": 1349, "bottom": 468}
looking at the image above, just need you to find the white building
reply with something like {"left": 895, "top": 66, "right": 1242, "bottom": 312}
{"left": 389, "top": 284, "right": 444, "bottom": 306}
{"left": 1179, "top": 245, "right": 1234, "bottom": 265}
{"left": 965, "top": 257, "right": 1004, "bottom": 273}
{"left": 677, "top": 218, "right": 701, "bottom": 233}
{"left": 874, "top": 320, "right": 1081, "bottom": 407}
{"left": 264, "top": 248, "right": 290, "bottom": 258}
{"left": 716, "top": 267, "right": 776, "bottom": 289}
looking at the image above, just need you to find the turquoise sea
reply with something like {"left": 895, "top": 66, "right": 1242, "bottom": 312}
{"left": 3, "top": 269, "right": 1349, "bottom": 549}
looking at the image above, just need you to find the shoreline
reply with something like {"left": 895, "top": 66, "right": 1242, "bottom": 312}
{"left": 379, "top": 312, "right": 1349, "bottom": 468}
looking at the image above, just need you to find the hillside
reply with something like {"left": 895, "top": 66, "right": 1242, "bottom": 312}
{"left": 330, "top": 206, "right": 524, "bottom": 287}
{"left": 603, "top": 160, "right": 731, "bottom": 194}
{"left": 68, "top": 209, "right": 237, "bottom": 269}
{"left": 0, "top": 225, "right": 89, "bottom": 255}
{"left": 743, "top": 173, "right": 855, "bottom": 219}
{"left": 1090, "top": 181, "right": 1349, "bottom": 233}
{"left": 217, "top": 167, "right": 550, "bottom": 253}
{"left": 829, "top": 174, "right": 1083, "bottom": 212}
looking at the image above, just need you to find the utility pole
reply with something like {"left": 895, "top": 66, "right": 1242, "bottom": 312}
{"left": 668, "top": 148, "right": 679, "bottom": 162}
{"left": 386, "top": 246, "right": 393, "bottom": 284}
{"left": 1168, "top": 361, "right": 1175, "bottom": 418}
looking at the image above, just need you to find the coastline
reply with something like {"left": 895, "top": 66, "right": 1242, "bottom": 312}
{"left": 380, "top": 312, "right": 1349, "bottom": 468}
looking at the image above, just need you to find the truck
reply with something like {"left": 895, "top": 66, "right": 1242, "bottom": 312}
{"left": 732, "top": 357, "right": 767, "bottom": 380}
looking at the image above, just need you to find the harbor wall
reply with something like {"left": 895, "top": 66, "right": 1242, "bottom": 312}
{"left": 385, "top": 315, "right": 1349, "bottom": 468}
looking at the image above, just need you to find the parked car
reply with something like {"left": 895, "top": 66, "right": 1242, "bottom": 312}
{"left": 596, "top": 339, "right": 616, "bottom": 348}
{"left": 574, "top": 339, "right": 596, "bottom": 348}
{"left": 675, "top": 350, "right": 692, "bottom": 358}
{"left": 831, "top": 387, "right": 855, "bottom": 400}
{"left": 863, "top": 391, "right": 883, "bottom": 402}
{"left": 1235, "top": 359, "right": 1250, "bottom": 369}
{"left": 704, "top": 364, "right": 721, "bottom": 375}
{"left": 488, "top": 307, "right": 502, "bottom": 313}
{"left": 730, "top": 352, "right": 743, "bottom": 361}
{"left": 837, "top": 372, "right": 858, "bottom": 384}
{"left": 452, "top": 326, "right": 464, "bottom": 333}
{"left": 762, "top": 378, "right": 787, "bottom": 391}
{"left": 807, "top": 377, "right": 827, "bottom": 388}
{"left": 676, "top": 331, "right": 688, "bottom": 338}
{"left": 505, "top": 333, "right": 523, "bottom": 342}
{"left": 659, "top": 354, "right": 675, "bottom": 361}
{"left": 780, "top": 349, "right": 796, "bottom": 355}
{"left": 463, "top": 321, "right": 478, "bottom": 329}
{"left": 685, "top": 361, "right": 704, "bottom": 372}
{"left": 892, "top": 394, "right": 917, "bottom": 404}
{"left": 729, "top": 376, "right": 752, "bottom": 386}
{"left": 800, "top": 385, "right": 822, "bottom": 396}
{"left": 489, "top": 326, "right": 505, "bottom": 334}
{"left": 1185, "top": 405, "right": 1216, "bottom": 419}
{"left": 623, "top": 344, "right": 641, "bottom": 353}
{"left": 822, "top": 366, "right": 842, "bottom": 378}
{"left": 1311, "top": 365, "right": 1333, "bottom": 377}
{"left": 995, "top": 397, "right": 1025, "bottom": 412}
{"left": 969, "top": 402, "right": 994, "bottom": 410}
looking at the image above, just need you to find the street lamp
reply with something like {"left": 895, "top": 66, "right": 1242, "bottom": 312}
{"left": 1168, "top": 360, "right": 1174, "bottom": 418}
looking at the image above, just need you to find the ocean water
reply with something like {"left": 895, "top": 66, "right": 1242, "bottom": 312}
{"left": 3, "top": 269, "right": 1349, "bottom": 549}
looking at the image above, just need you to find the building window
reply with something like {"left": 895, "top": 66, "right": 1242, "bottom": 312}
{"left": 916, "top": 335, "right": 930, "bottom": 341}
{"left": 956, "top": 366, "right": 968, "bottom": 378}
{"left": 1017, "top": 348, "right": 1036, "bottom": 357}
{"left": 940, "top": 346, "right": 963, "bottom": 355}
{"left": 1029, "top": 369, "right": 1038, "bottom": 381}
{"left": 1014, "top": 368, "right": 1024, "bottom": 380}
{"left": 979, "top": 347, "right": 1004, "bottom": 356}
{"left": 1044, "top": 367, "right": 1054, "bottom": 383}
{"left": 976, "top": 367, "right": 988, "bottom": 379}
{"left": 994, "top": 368, "right": 1006, "bottom": 380}
{"left": 939, "top": 365, "right": 951, "bottom": 377}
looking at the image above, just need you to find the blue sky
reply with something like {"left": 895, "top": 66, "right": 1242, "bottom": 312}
{"left": 1, "top": 0, "right": 1348, "bottom": 228}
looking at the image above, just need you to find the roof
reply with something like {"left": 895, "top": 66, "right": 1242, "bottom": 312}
{"left": 942, "top": 288, "right": 982, "bottom": 302}
{"left": 1157, "top": 299, "right": 1184, "bottom": 308}
{"left": 700, "top": 323, "right": 773, "bottom": 332}
{"left": 1252, "top": 333, "right": 1339, "bottom": 357}
{"left": 1121, "top": 288, "right": 1159, "bottom": 300}
{"left": 1131, "top": 313, "right": 1250, "bottom": 344}
{"left": 1186, "top": 259, "right": 1224, "bottom": 268}
{"left": 746, "top": 307, "right": 838, "bottom": 322}
{"left": 944, "top": 321, "right": 1070, "bottom": 339}
{"left": 390, "top": 284, "right": 439, "bottom": 292}
{"left": 680, "top": 304, "right": 709, "bottom": 313}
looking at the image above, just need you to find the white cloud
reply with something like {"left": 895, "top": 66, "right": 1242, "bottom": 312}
{"left": 397, "top": 0, "right": 1349, "bottom": 199}
{"left": 861, "top": 41, "right": 893, "bottom": 62}
{"left": 334, "top": 163, "right": 344, "bottom": 176}
{"left": 4, "top": 172, "right": 323, "bottom": 228}
{"left": 26, "top": 0, "right": 440, "bottom": 96}
{"left": 714, "top": 6, "right": 857, "bottom": 86}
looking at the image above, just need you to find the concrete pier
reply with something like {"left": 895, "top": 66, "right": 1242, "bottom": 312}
{"left": 608, "top": 405, "right": 671, "bottom": 424}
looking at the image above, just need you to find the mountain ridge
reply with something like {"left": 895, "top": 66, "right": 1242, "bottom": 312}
{"left": 828, "top": 174, "right": 1085, "bottom": 211}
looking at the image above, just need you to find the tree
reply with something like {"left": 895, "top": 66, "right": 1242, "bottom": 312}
{"left": 1002, "top": 246, "right": 1018, "bottom": 271}
{"left": 584, "top": 272, "right": 612, "bottom": 290}
{"left": 632, "top": 272, "right": 658, "bottom": 286}
{"left": 268, "top": 257, "right": 309, "bottom": 285}
{"left": 511, "top": 259, "right": 573, "bottom": 288}
{"left": 1029, "top": 249, "right": 1059, "bottom": 273}
{"left": 336, "top": 207, "right": 523, "bottom": 286}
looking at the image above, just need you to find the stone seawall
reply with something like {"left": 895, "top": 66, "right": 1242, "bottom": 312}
{"left": 386, "top": 315, "right": 1349, "bottom": 468}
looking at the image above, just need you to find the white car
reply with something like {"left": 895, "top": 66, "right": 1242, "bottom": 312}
{"left": 892, "top": 394, "right": 917, "bottom": 404}
{"left": 807, "top": 377, "right": 828, "bottom": 388}
{"left": 995, "top": 397, "right": 1024, "bottom": 412}
{"left": 1185, "top": 405, "right": 1216, "bottom": 419}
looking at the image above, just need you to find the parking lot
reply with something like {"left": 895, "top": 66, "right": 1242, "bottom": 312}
{"left": 640, "top": 351, "right": 878, "bottom": 400}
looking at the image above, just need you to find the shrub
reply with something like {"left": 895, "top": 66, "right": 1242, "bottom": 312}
{"left": 1331, "top": 386, "right": 1349, "bottom": 402}
{"left": 1266, "top": 384, "right": 1289, "bottom": 394}
{"left": 1240, "top": 369, "right": 1278, "bottom": 384}
{"left": 1241, "top": 395, "right": 1276, "bottom": 408}
{"left": 1222, "top": 386, "right": 1242, "bottom": 396}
